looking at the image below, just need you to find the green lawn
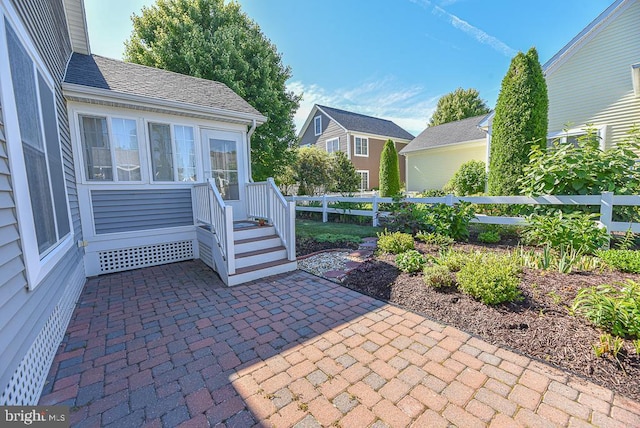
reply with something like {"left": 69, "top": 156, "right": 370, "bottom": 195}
{"left": 296, "top": 219, "right": 381, "bottom": 240}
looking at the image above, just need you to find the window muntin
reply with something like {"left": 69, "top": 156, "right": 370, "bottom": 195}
{"left": 354, "top": 136, "right": 369, "bottom": 156}
{"left": 149, "top": 122, "right": 197, "bottom": 182}
{"left": 326, "top": 137, "right": 339, "bottom": 153}
{"left": 6, "top": 20, "right": 70, "bottom": 256}
{"left": 314, "top": 116, "right": 322, "bottom": 136}
{"left": 356, "top": 170, "right": 369, "bottom": 191}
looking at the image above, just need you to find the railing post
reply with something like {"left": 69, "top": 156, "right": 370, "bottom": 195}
{"left": 445, "top": 193, "right": 454, "bottom": 206}
{"left": 322, "top": 194, "right": 328, "bottom": 223}
{"left": 600, "top": 191, "right": 614, "bottom": 249}
{"left": 288, "top": 201, "right": 296, "bottom": 260}
{"left": 372, "top": 192, "right": 379, "bottom": 227}
{"left": 225, "top": 206, "right": 235, "bottom": 275}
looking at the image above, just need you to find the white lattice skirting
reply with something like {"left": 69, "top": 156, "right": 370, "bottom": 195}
{"left": 98, "top": 240, "right": 194, "bottom": 274}
{"left": 0, "top": 263, "right": 85, "bottom": 405}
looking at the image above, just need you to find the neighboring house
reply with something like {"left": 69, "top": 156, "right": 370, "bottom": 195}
{"left": 400, "top": 115, "right": 488, "bottom": 192}
{"left": 543, "top": 0, "right": 640, "bottom": 148}
{"left": 298, "top": 105, "right": 414, "bottom": 190}
{"left": 0, "top": 0, "right": 295, "bottom": 405}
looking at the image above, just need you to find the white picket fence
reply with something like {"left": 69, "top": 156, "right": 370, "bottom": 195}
{"left": 287, "top": 192, "right": 640, "bottom": 234}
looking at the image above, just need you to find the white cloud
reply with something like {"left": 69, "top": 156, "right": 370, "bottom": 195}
{"left": 288, "top": 79, "right": 439, "bottom": 137}
{"left": 411, "top": 0, "right": 517, "bottom": 58}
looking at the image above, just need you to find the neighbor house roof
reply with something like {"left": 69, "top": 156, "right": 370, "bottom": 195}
{"left": 310, "top": 105, "right": 414, "bottom": 140}
{"left": 63, "top": 54, "right": 266, "bottom": 121}
{"left": 400, "top": 115, "right": 487, "bottom": 154}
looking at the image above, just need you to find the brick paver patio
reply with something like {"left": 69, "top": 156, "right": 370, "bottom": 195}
{"left": 39, "top": 261, "right": 640, "bottom": 427}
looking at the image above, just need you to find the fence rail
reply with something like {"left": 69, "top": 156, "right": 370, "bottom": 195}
{"left": 288, "top": 192, "right": 640, "bottom": 234}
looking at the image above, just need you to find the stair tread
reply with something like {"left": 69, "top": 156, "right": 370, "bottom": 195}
{"left": 232, "top": 258, "right": 295, "bottom": 275}
{"left": 235, "top": 246, "right": 286, "bottom": 258}
{"left": 235, "top": 234, "right": 279, "bottom": 245}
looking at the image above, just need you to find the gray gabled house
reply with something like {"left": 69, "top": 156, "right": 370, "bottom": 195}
{"left": 0, "top": 0, "right": 295, "bottom": 405}
{"left": 298, "top": 105, "right": 414, "bottom": 190}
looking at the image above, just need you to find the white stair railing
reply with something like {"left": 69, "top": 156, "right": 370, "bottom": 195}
{"left": 247, "top": 178, "right": 296, "bottom": 261}
{"left": 193, "top": 179, "right": 235, "bottom": 275}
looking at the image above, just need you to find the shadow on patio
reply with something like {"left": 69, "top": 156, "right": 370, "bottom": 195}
{"left": 38, "top": 261, "right": 640, "bottom": 427}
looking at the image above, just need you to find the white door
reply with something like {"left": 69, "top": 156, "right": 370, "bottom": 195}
{"left": 202, "top": 129, "right": 246, "bottom": 220}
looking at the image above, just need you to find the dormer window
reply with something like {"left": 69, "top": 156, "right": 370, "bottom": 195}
{"left": 314, "top": 115, "right": 322, "bottom": 136}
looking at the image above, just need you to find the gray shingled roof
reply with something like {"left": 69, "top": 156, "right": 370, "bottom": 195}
{"left": 64, "top": 54, "right": 264, "bottom": 118}
{"left": 318, "top": 105, "right": 414, "bottom": 140}
{"left": 399, "top": 115, "right": 487, "bottom": 154}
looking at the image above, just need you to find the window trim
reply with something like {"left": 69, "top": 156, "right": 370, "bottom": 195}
{"left": 314, "top": 115, "right": 322, "bottom": 136}
{"left": 354, "top": 135, "right": 369, "bottom": 157}
{"left": 325, "top": 137, "right": 340, "bottom": 154}
{"left": 356, "top": 170, "right": 369, "bottom": 192}
{"left": 0, "top": 5, "right": 73, "bottom": 290}
{"left": 547, "top": 125, "right": 607, "bottom": 150}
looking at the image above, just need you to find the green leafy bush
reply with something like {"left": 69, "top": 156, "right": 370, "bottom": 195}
{"left": 328, "top": 151, "right": 360, "bottom": 195}
{"left": 423, "top": 202, "right": 475, "bottom": 241}
{"left": 379, "top": 201, "right": 430, "bottom": 235}
{"left": 377, "top": 230, "right": 414, "bottom": 254}
{"left": 523, "top": 210, "right": 608, "bottom": 254}
{"left": 379, "top": 139, "right": 401, "bottom": 197}
{"left": 423, "top": 265, "right": 454, "bottom": 288}
{"left": 419, "top": 189, "right": 446, "bottom": 197}
{"left": 597, "top": 250, "right": 640, "bottom": 273}
{"left": 444, "top": 160, "right": 486, "bottom": 196}
{"left": 477, "top": 231, "right": 501, "bottom": 244}
{"left": 572, "top": 281, "right": 640, "bottom": 338}
{"left": 314, "top": 233, "right": 362, "bottom": 245}
{"left": 435, "top": 250, "right": 477, "bottom": 272}
{"left": 395, "top": 250, "right": 427, "bottom": 273}
{"left": 457, "top": 254, "right": 522, "bottom": 305}
{"left": 514, "top": 245, "right": 600, "bottom": 273}
{"left": 416, "top": 232, "right": 454, "bottom": 248}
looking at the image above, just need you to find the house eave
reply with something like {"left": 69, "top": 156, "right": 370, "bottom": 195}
{"left": 62, "top": 0, "right": 90, "bottom": 54}
{"left": 400, "top": 138, "right": 485, "bottom": 155}
{"left": 348, "top": 131, "right": 412, "bottom": 144}
{"left": 62, "top": 82, "right": 267, "bottom": 125}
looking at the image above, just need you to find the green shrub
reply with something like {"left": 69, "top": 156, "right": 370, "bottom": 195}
{"left": 423, "top": 202, "right": 475, "bottom": 241}
{"left": 419, "top": 189, "right": 446, "bottom": 197}
{"left": 377, "top": 230, "right": 414, "bottom": 254}
{"left": 572, "top": 281, "right": 640, "bottom": 338}
{"left": 435, "top": 250, "right": 478, "bottom": 272}
{"left": 379, "top": 200, "right": 430, "bottom": 235}
{"left": 444, "top": 160, "right": 486, "bottom": 196}
{"left": 423, "top": 265, "right": 455, "bottom": 288}
{"left": 395, "top": 250, "right": 427, "bottom": 273}
{"left": 514, "top": 245, "right": 601, "bottom": 273}
{"left": 379, "top": 139, "right": 401, "bottom": 197}
{"left": 416, "top": 232, "right": 454, "bottom": 248}
{"left": 477, "top": 231, "right": 501, "bottom": 244}
{"left": 597, "top": 250, "right": 640, "bottom": 273}
{"left": 314, "top": 233, "right": 362, "bottom": 245}
{"left": 457, "top": 254, "right": 522, "bottom": 305}
{"left": 523, "top": 210, "right": 608, "bottom": 254}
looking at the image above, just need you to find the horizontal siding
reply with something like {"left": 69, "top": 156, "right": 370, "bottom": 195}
{"left": 547, "top": 1, "right": 640, "bottom": 148}
{"left": 405, "top": 142, "right": 487, "bottom": 192}
{"left": 1, "top": 0, "right": 84, "bottom": 400}
{"left": 92, "top": 189, "right": 194, "bottom": 234}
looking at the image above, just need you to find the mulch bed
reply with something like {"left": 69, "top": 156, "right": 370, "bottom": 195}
{"left": 298, "top": 237, "right": 640, "bottom": 402}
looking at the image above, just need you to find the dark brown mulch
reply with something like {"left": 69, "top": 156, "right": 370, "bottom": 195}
{"left": 296, "top": 237, "right": 359, "bottom": 257}
{"left": 341, "top": 241, "right": 640, "bottom": 402}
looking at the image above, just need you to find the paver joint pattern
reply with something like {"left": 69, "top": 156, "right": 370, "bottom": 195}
{"left": 39, "top": 260, "right": 640, "bottom": 427}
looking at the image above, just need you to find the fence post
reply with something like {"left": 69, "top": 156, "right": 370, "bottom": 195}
{"left": 322, "top": 194, "right": 328, "bottom": 223}
{"left": 372, "top": 192, "right": 379, "bottom": 227}
{"left": 445, "top": 193, "right": 454, "bottom": 206}
{"left": 600, "top": 191, "right": 613, "bottom": 248}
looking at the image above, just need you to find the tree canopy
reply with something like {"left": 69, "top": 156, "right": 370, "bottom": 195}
{"left": 428, "top": 88, "right": 490, "bottom": 127}
{"left": 124, "top": 0, "right": 299, "bottom": 181}
{"left": 488, "top": 47, "right": 548, "bottom": 195}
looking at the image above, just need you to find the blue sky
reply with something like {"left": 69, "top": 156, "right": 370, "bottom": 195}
{"left": 85, "top": 0, "right": 614, "bottom": 136}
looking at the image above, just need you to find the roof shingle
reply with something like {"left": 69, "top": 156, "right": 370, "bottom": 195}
{"left": 64, "top": 53, "right": 264, "bottom": 118}
{"left": 317, "top": 105, "right": 414, "bottom": 140}
{"left": 400, "top": 115, "right": 487, "bottom": 154}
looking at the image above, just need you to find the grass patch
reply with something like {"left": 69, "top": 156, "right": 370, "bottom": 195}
{"left": 296, "top": 219, "right": 380, "bottom": 240}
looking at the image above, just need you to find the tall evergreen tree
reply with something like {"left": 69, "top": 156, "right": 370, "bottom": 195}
{"left": 379, "top": 139, "right": 401, "bottom": 197}
{"left": 124, "top": 0, "right": 299, "bottom": 180}
{"left": 429, "top": 88, "right": 490, "bottom": 127}
{"left": 488, "top": 47, "right": 548, "bottom": 195}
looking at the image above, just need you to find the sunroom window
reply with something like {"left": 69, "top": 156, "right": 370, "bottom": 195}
{"left": 149, "top": 122, "right": 196, "bottom": 182}
{"left": 79, "top": 115, "right": 141, "bottom": 181}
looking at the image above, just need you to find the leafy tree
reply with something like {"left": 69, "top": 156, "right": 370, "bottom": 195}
{"left": 488, "top": 47, "right": 548, "bottom": 195}
{"left": 124, "top": 0, "right": 299, "bottom": 180}
{"left": 379, "top": 139, "right": 401, "bottom": 197}
{"left": 444, "top": 160, "right": 486, "bottom": 195}
{"left": 329, "top": 151, "right": 359, "bottom": 195}
{"left": 428, "top": 88, "right": 490, "bottom": 127}
{"left": 294, "top": 147, "right": 331, "bottom": 195}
